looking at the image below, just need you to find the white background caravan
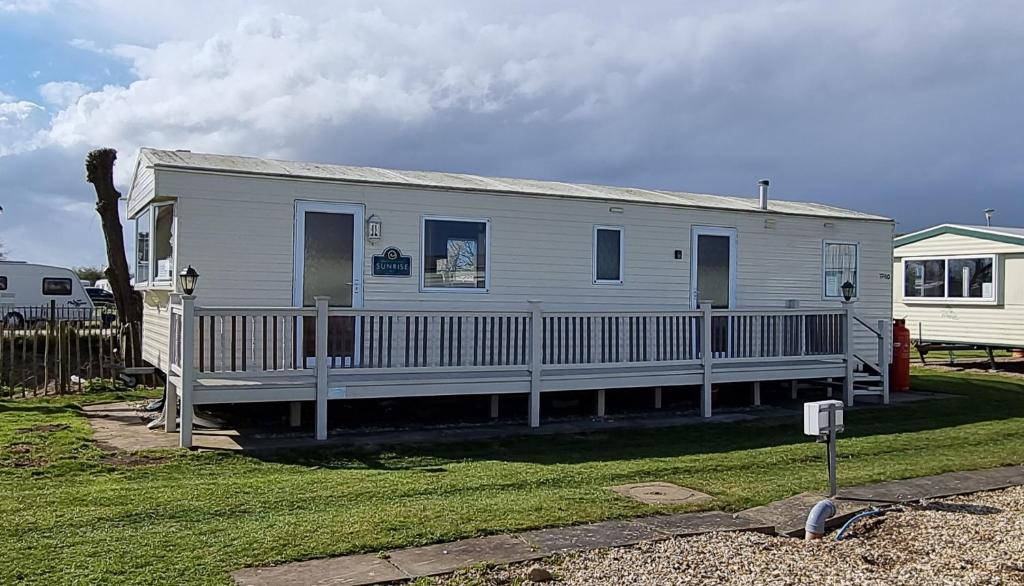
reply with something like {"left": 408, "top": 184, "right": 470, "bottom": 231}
{"left": 0, "top": 261, "right": 95, "bottom": 326}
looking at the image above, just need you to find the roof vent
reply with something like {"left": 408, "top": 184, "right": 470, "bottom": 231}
{"left": 758, "top": 179, "right": 770, "bottom": 210}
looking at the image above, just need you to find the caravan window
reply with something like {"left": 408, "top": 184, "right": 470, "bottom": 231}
{"left": 421, "top": 218, "right": 489, "bottom": 291}
{"left": 135, "top": 210, "right": 151, "bottom": 283}
{"left": 0, "top": 276, "right": 6, "bottom": 291}
{"left": 134, "top": 202, "right": 175, "bottom": 285}
{"left": 904, "top": 256, "right": 995, "bottom": 300}
{"left": 593, "top": 226, "right": 624, "bottom": 284}
{"left": 152, "top": 203, "right": 175, "bottom": 281}
{"left": 42, "top": 278, "right": 72, "bottom": 296}
{"left": 823, "top": 242, "right": 859, "bottom": 299}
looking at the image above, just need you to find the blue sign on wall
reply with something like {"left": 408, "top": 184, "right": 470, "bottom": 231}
{"left": 372, "top": 246, "right": 412, "bottom": 277}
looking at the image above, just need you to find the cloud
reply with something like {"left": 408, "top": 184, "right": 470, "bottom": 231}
{"left": 1, "top": 1, "right": 1024, "bottom": 266}
{"left": 39, "top": 81, "right": 89, "bottom": 107}
{"left": 0, "top": 0, "right": 52, "bottom": 13}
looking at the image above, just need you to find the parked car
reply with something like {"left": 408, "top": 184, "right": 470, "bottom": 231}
{"left": 0, "top": 261, "right": 96, "bottom": 327}
{"left": 85, "top": 286, "right": 115, "bottom": 306}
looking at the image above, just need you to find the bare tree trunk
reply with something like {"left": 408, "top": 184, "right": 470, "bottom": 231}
{"left": 86, "top": 148, "right": 143, "bottom": 368}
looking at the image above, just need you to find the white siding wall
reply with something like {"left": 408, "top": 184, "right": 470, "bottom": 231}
{"left": 126, "top": 164, "right": 156, "bottom": 219}
{"left": 141, "top": 292, "right": 172, "bottom": 369}
{"left": 142, "top": 169, "right": 894, "bottom": 370}
{"left": 894, "top": 233, "right": 1024, "bottom": 346}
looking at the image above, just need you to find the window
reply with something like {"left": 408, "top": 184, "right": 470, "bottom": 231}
{"left": 823, "top": 242, "right": 858, "bottom": 299}
{"left": 422, "top": 218, "right": 489, "bottom": 290}
{"left": 152, "top": 203, "right": 175, "bottom": 281}
{"left": 948, "top": 257, "right": 993, "bottom": 298}
{"left": 0, "top": 276, "right": 6, "bottom": 291}
{"left": 134, "top": 202, "right": 175, "bottom": 285}
{"left": 135, "top": 210, "right": 151, "bottom": 283}
{"left": 593, "top": 226, "right": 623, "bottom": 284}
{"left": 42, "top": 278, "right": 72, "bottom": 296}
{"left": 904, "top": 256, "right": 995, "bottom": 300}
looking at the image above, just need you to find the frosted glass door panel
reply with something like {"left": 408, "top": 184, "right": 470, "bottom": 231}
{"left": 302, "top": 212, "right": 354, "bottom": 307}
{"left": 696, "top": 234, "right": 731, "bottom": 309}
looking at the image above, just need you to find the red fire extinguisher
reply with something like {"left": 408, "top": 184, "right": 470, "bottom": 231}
{"left": 890, "top": 319, "right": 911, "bottom": 392}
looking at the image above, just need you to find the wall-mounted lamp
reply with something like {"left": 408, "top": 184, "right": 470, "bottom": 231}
{"left": 178, "top": 265, "right": 199, "bottom": 296}
{"left": 609, "top": 206, "right": 624, "bottom": 214}
{"left": 841, "top": 280, "right": 856, "bottom": 302}
{"left": 366, "top": 214, "right": 382, "bottom": 243}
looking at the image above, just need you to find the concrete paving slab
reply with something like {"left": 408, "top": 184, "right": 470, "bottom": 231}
{"left": 839, "top": 466, "right": 1024, "bottom": 503}
{"left": 634, "top": 511, "right": 774, "bottom": 537}
{"left": 386, "top": 535, "right": 540, "bottom": 577}
{"left": 232, "top": 553, "right": 406, "bottom": 586}
{"left": 518, "top": 520, "right": 665, "bottom": 553}
{"left": 737, "top": 492, "right": 883, "bottom": 537}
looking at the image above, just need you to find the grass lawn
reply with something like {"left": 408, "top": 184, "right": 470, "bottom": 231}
{"left": 3, "top": 371, "right": 1024, "bottom": 585}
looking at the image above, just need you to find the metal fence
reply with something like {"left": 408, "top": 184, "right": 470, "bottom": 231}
{"left": 0, "top": 302, "right": 147, "bottom": 396}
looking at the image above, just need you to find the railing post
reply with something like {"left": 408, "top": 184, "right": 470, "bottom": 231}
{"left": 178, "top": 295, "right": 196, "bottom": 448}
{"left": 314, "top": 296, "right": 329, "bottom": 441}
{"left": 842, "top": 300, "right": 856, "bottom": 406}
{"left": 878, "top": 318, "right": 891, "bottom": 405}
{"left": 700, "top": 302, "right": 713, "bottom": 418}
{"left": 528, "top": 300, "right": 543, "bottom": 428}
{"left": 164, "top": 296, "right": 179, "bottom": 433}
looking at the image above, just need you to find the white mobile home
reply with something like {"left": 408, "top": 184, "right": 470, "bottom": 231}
{"left": 126, "top": 148, "right": 894, "bottom": 447}
{"left": 0, "top": 261, "right": 94, "bottom": 326}
{"left": 893, "top": 224, "right": 1024, "bottom": 349}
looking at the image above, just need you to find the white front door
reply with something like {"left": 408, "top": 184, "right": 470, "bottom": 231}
{"left": 293, "top": 201, "right": 365, "bottom": 365}
{"left": 690, "top": 226, "right": 737, "bottom": 309}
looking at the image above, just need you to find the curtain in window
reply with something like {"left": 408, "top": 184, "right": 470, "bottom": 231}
{"left": 824, "top": 243, "right": 858, "bottom": 297}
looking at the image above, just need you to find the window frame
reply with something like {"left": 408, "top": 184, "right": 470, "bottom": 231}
{"left": 419, "top": 215, "right": 491, "bottom": 293}
{"left": 133, "top": 201, "right": 177, "bottom": 288}
{"left": 821, "top": 240, "right": 860, "bottom": 301}
{"left": 41, "top": 277, "right": 73, "bottom": 296}
{"left": 592, "top": 225, "right": 624, "bottom": 285}
{"left": 901, "top": 254, "right": 998, "bottom": 304}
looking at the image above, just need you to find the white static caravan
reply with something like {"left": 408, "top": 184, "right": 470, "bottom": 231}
{"left": 126, "top": 148, "right": 894, "bottom": 447}
{"left": 0, "top": 261, "right": 94, "bottom": 326}
{"left": 894, "top": 224, "right": 1024, "bottom": 349}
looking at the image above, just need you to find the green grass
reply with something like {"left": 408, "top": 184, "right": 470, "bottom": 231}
{"left": 3, "top": 371, "right": 1024, "bottom": 584}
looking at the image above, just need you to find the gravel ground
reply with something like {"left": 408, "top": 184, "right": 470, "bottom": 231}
{"left": 435, "top": 486, "right": 1024, "bottom": 585}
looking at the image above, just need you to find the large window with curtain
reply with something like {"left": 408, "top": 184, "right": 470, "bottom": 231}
{"left": 823, "top": 241, "right": 859, "bottom": 299}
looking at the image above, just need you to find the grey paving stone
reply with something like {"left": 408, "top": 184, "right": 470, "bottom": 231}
{"left": 840, "top": 466, "right": 1024, "bottom": 502}
{"left": 519, "top": 520, "right": 666, "bottom": 553}
{"left": 232, "top": 553, "right": 406, "bottom": 586}
{"left": 634, "top": 511, "right": 775, "bottom": 536}
{"left": 737, "top": 492, "right": 881, "bottom": 537}
{"left": 387, "top": 535, "right": 540, "bottom": 577}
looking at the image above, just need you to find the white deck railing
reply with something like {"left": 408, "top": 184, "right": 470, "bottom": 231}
{"left": 166, "top": 296, "right": 888, "bottom": 447}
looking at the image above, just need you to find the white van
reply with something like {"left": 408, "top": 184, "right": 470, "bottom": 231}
{"left": 0, "top": 261, "right": 95, "bottom": 326}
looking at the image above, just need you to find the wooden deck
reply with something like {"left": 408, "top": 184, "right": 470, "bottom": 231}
{"left": 164, "top": 297, "right": 890, "bottom": 447}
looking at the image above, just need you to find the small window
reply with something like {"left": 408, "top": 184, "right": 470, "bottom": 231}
{"left": 422, "top": 218, "right": 489, "bottom": 290}
{"left": 152, "top": 203, "right": 175, "bottom": 281}
{"left": 42, "top": 278, "right": 72, "bottom": 296}
{"left": 593, "top": 226, "right": 623, "bottom": 284}
{"left": 904, "top": 259, "right": 946, "bottom": 297}
{"left": 948, "top": 257, "right": 993, "bottom": 298}
{"left": 0, "top": 276, "right": 7, "bottom": 291}
{"left": 135, "top": 210, "right": 151, "bottom": 283}
{"left": 823, "top": 242, "right": 858, "bottom": 298}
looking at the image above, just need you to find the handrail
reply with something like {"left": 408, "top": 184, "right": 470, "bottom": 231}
{"left": 852, "top": 315, "right": 880, "bottom": 337}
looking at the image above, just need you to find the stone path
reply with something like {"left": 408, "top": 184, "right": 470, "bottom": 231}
{"left": 232, "top": 465, "right": 1024, "bottom": 586}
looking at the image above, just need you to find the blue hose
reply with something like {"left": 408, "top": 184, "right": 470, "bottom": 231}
{"left": 834, "top": 509, "right": 885, "bottom": 541}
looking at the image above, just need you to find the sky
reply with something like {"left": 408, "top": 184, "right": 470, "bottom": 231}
{"left": 0, "top": 0, "right": 1022, "bottom": 267}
